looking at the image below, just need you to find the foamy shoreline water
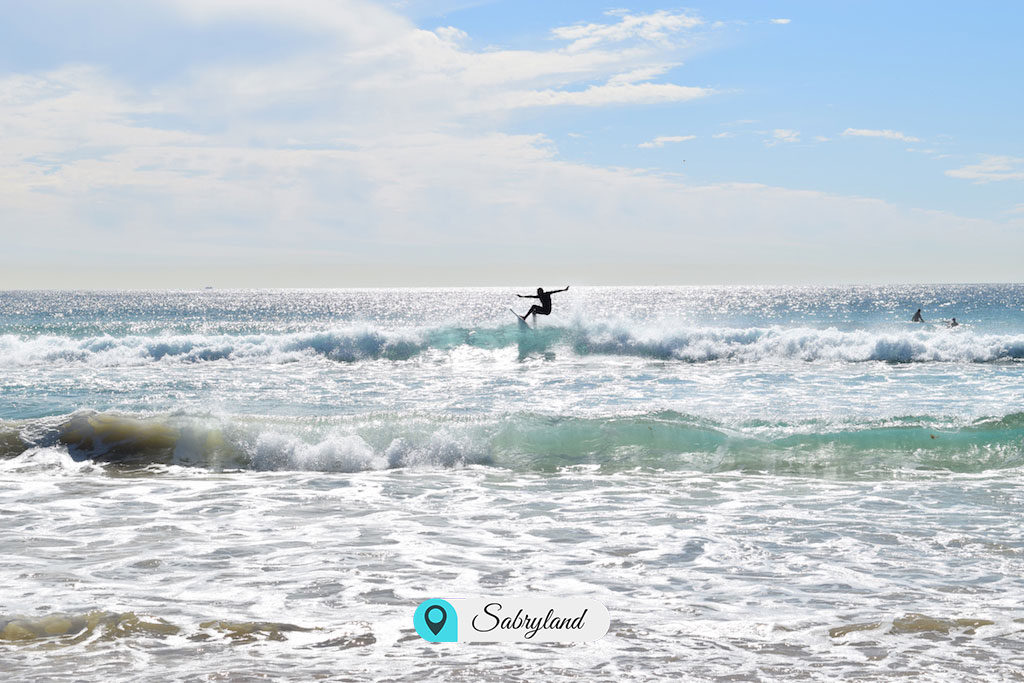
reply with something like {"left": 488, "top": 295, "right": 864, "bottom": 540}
{"left": 2, "top": 287, "right": 1023, "bottom": 680}
{"left": 3, "top": 468, "right": 1023, "bottom": 680}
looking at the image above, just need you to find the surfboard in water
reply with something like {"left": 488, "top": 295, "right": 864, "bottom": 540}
{"left": 509, "top": 308, "right": 531, "bottom": 330}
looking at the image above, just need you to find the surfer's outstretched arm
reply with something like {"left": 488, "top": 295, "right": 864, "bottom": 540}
{"left": 548, "top": 286, "right": 569, "bottom": 294}
{"left": 517, "top": 293, "right": 539, "bottom": 299}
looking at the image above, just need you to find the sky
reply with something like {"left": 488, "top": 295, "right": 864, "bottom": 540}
{"left": 1, "top": 0, "right": 1022, "bottom": 287}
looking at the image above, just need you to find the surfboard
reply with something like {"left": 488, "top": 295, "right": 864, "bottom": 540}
{"left": 510, "top": 308, "right": 531, "bottom": 330}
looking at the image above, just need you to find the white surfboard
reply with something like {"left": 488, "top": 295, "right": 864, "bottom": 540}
{"left": 510, "top": 308, "right": 531, "bottom": 330}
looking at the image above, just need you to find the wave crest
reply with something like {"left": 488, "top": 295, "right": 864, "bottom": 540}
{"left": 2, "top": 410, "right": 1022, "bottom": 477}
{"left": 3, "top": 323, "right": 1023, "bottom": 367}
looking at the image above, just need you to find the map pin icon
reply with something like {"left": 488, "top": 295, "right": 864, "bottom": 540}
{"left": 425, "top": 605, "right": 447, "bottom": 636}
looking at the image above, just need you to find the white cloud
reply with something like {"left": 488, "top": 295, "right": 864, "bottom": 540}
{"left": 607, "top": 65, "right": 674, "bottom": 85}
{"left": 0, "top": 3, "right": 716, "bottom": 278}
{"left": 489, "top": 83, "right": 712, "bottom": 111}
{"left": 552, "top": 10, "right": 703, "bottom": 52}
{"left": 0, "top": 67, "right": 202, "bottom": 203}
{"left": 842, "top": 128, "right": 920, "bottom": 143}
{"left": 4, "top": 90, "right": 1019, "bottom": 284}
{"left": 712, "top": 132, "right": 733, "bottom": 139}
{"left": 945, "top": 156, "right": 1024, "bottom": 183}
{"left": 165, "top": 0, "right": 403, "bottom": 38}
{"left": 770, "top": 18, "right": 791, "bottom": 25}
{"left": 768, "top": 129, "right": 800, "bottom": 144}
{"left": 638, "top": 135, "right": 697, "bottom": 148}
{"left": 434, "top": 25, "right": 468, "bottom": 45}
{"left": 145, "top": 6, "right": 715, "bottom": 125}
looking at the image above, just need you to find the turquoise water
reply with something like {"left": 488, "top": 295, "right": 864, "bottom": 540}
{"left": 2, "top": 286, "right": 1024, "bottom": 680}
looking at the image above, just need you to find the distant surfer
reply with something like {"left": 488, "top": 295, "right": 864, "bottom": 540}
{"left": 948, "top": 318, "right": 959, "bottom": 328}
{"left": 515, "top": 286, "right": 569, "bottom": 322}
{"left": 911, "top": 309, "right": 924, "bottom": 323}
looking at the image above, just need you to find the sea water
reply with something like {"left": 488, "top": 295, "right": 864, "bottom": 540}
{"left": 1, "top": 285, "right": 1023, "bottom": 680}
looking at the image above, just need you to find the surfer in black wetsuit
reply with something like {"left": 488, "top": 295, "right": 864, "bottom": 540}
{"left": 911, "top": 309, "right": 924, "bottom": 322}
{"left": 516, "top": 286, "right": 569, "bottom": 321}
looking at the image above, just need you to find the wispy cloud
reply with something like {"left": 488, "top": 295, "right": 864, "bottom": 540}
{"left": 434, "top": 25, "right": 468, "bottom": 44}
{"left": 842, "top": 128, "right": 920, "bottom": 143}
{"left": 638, "top": 135, "right": 696, "bottom": 148}
{"left": 945, "top": 156, "right": 1024, "bottom": 183}
{"left": 156, "top": 2, "right": 715, "bottom": 119}
{"left": 770, "top": 18, "right": 791, "bottom": 25}
{"left": 767, "top": 129, "right": 800, "bottom": 145}
{"left": 552, "top": 9, "right": 703, "bottom": 52}
{"left": 712, "top": 132, "right": 733, "bottom": 139}
{"left": 607, "top": 65, "right": 674, "bottom": 86}
{"left": 487, "top": 83, "right": 712, "bottom": 111}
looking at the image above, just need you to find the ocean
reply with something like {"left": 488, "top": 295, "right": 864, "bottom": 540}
{"left": 2, "top": 285, "right": 1023, "bottom": 680}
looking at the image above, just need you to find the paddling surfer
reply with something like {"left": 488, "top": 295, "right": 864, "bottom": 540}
{"left": 911, "top": 309, "right": 924, "bottom": 323}
{"left": 516, "top": 286, "right": 569, "bottom": 321}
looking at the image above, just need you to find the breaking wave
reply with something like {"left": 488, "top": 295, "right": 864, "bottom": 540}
{"left": 3, "top": 410, "right": 1023, "bottom": 477}
{"left": 2, "top": 323, "right": 1023, "bottom": 366}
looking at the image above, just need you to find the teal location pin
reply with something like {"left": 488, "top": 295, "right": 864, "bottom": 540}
{"left": 414, "top": 599, "right": 458, "bottom": 642}
{"left": 425, "top": 605, "right": 446, "bottom": 635}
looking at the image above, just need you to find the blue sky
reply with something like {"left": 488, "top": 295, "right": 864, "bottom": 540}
{"left": 2, "top": 1, "right": 1021, "bottom": 286}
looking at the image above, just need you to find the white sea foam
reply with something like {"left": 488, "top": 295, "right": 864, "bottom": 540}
{"left": 249, "top": 432, "right": 385, "bottom": 472}
{"left": 0, "top": 447, "right": 104, "bottom": 475}
{"left": 2, "top": 324, "right": 1023, "bottom": 367}
{"left": 576, "top": 323, "right": 1024, "bottom": 362}
{"left": 0, "top": 327, "right": 427, "bottom": 367}
{"left": 3, "top": 467, "right": 1020, "bottom": 680}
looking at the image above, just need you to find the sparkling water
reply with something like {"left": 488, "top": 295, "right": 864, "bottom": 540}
{"left": 2, "top": 286, "right": 1023, "bottom": 680}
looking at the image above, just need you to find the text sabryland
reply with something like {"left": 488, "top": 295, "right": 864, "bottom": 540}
{"left": 471, "top": 602, "right": 589, "bottom": 639}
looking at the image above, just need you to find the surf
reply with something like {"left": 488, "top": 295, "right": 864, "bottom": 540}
{"left": 4, "top": 410, "right": 1024, "bottom": 477}
{"left": 3, "top": 323, "right": 1024, "bottom": 367}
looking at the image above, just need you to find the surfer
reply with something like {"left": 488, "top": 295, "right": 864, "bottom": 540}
{"left": 948, "top": 318, "right": 960, "bottom": 328}
{"left": 911, "top": 309, "right": 924, "bottom": 323}
{"left": 516, "top": 286, "right": 569, "bottom": 321}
